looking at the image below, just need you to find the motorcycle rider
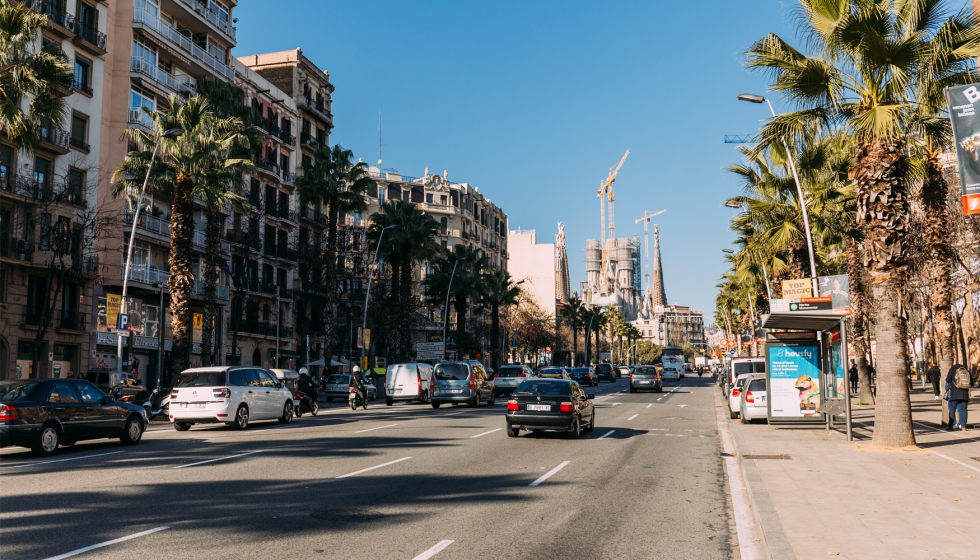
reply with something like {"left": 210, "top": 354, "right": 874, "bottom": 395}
{"left": 350, "top": 365, "right": 367, "bottom": 406}
{"left": 298, "top": 367, "right": 318, "bottom": 403}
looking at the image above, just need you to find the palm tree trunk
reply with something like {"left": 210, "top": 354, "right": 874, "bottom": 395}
{"left": 399, "top": 260, "right": 413, "bottom": 361}
{"left": 846, "top": 240, "right": 874, "bottom": 403}
{"left": 490, "top": 304, "right": 500, "bottom": 370}
{"left": 168, "top": 173, "right": 195, "bottom": 378}
{"left": 388, "top": 261, "right": 401, "bottom": 360}
{"left": 922, "top": 155, "right": 955, "bottom": 422}
{"left": 572, "top": 327, "right": 579, "bottom": 367}
{"left": 324, "top": 201, "right": 339, "bottom": 360}
{"left": 200, "top": 207, "right": 222, "bottom": 367}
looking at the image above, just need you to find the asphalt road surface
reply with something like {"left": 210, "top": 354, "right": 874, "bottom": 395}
{"left": 0, "top": 376, "right": 737, "bottom": 560}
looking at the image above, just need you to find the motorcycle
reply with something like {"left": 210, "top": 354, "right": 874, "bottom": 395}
{"left": 141, "top": 386, "right": 170, "bottom": 420}
{"left": 349, "top": 386, "right": 367, "bottom": 410}
{"left": 295, "top": 391, "right": 318, "bottom": 417}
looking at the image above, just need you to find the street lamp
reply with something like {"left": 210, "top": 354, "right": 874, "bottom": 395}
{"left": 361, "top": 224, "right": 397, "bottom": 370}
{"left": 738, "top": 93, "right": 818, "bottom": 295}
{"left": 117, "top": 127, "right": 183, "bottom": 377}
{"left": 442, "top": 256, "right": 466, "bottom": 360}
{"left": 584, "top": 306, "right": 606, "bottom": 366}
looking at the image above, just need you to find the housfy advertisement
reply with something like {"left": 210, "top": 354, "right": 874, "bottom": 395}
{"left": 767, "top": 344, "right": 822, "bottom": 419}
{"left": 947, "top": 83, "right": 980, "bottom": 215}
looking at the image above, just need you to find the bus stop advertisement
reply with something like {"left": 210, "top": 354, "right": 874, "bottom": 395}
{"left": 762, "top": 298, "right": 853, "bottom": 441}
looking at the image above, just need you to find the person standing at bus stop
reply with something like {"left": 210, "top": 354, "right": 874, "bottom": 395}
{"left": 848, "top": 361, "right": 859, "bottom": 393}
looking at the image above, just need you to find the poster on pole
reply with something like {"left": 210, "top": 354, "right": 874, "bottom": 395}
{"left": 766, "top": 341, "right": 823, "bottom": 423}
{"left": 947, "top": 83, "right": 980, "bottom": 214}
{"left": 781, "top": 279, "right": 812, "bottom": 299}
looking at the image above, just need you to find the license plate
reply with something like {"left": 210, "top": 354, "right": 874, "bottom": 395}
{"left": 445, "top": 389, "right": 462, "bottom": 394}
{"left": 639, "top": 381, "right": 651, "bottom": 384}
{"left": 182, "top": 403, "right": 206, "bottom": 409}
{"left": 526, "top": 404, "right": 550, "bottom": 411}
{"left": 394, "top": 388, "right": 402, "bottom": 393}
{"left": 760, "top": 396, "right": 766, "bottom": 402}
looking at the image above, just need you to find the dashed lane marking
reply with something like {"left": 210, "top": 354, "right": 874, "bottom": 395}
{"left": 529, "top": 460, "right": 571, "bottom": 486}
{"left": 471, "top": 428, "right": 503, "bottom": 438}
{"left": 628, "top": 414, "right": 638, "bottom": 421}
{"left": 355, "top": 423, "right": 398, "bottom": 433}
{"left": 42, "top": 526, "right": 170, "bottom": 560}
{"left": 1, "top": 450, "right": 124, "bottom": 469}
{"left": 335, "top": 456, "right": 412, "bottom": 479}
{"left": 172, "top": 451, "right": 261, "bottom": 469}
{"left": 597, "top": 430, "right": 616, "bottom": 440}
{"left": 412, "top": 540, "right": 455, "bottom": 560}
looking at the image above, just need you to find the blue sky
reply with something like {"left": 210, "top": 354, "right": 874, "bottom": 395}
{"left": 233, "top": 0, "right": 814, "bottom": 322}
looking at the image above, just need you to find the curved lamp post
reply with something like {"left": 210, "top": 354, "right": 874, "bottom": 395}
{"left": 360, "top": 224, "right": 397, "bottom": 370}
{"left": 442, "top": 256, "right": 466, "bottom": 360}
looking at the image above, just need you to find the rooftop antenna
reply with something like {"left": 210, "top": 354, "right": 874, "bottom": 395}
{"left": 377, "top": 110, "right": 383, "bottom": 169}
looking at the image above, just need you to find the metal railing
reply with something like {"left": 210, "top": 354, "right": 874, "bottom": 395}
{"left": 125, "top": 210, "right": 170, "bottom": 237}
{"left": 193, "top": 279, "right": 230, "bottom": 299}
{"left": 124, "top": 266, "right": 170, "bottom": 285}
{"left": 131, "top": 56, "right": 196, "bottom": 96}
{"left": 40, "top": 125, "right": 70, "bottom": 151}
{"left": 300, "top": 133, "right": 321, "bottom": 150}
{"left": 175, "top": 0, "right": 237, "bottom": 40}
{"left": 299, "top": 206, "right": 327, "bottom": 225}
{"left": 26, "top": 0, "right": 75, "bottom": 31}
{"left": 72, "top": 76, "right": 93, "bottom": 95}
{"left": 299, "top": 98, "right": 332, "bottom": 124}
{"left": 69, "top": 137, "right": 90, "bottom": 151}
{"left": 59, "top": 311, "right": 87, "bottom": 330}
{"left": 255, "top": 158, "right": 281, "bottom": 178}
{"left": 75, "top": 24, "right": 106, "bottom": 50}
{"left": 128, "top": 108, "right": 153, "bottom": 129}
{"left": 133, "top": 7, "right": 235, "bottom": 81}
{"left": 239, "top": 320, "right": 293, "bottom": 338}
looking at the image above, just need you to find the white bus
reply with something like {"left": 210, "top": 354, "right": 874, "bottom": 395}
{"left": 661, "top": 347, "right": 685, "bottom": 381}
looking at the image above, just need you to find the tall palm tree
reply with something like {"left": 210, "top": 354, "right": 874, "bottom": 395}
{"left": 582, "top": 305, "right": 607, "bottom": 365}
{"left": 296, "top": 144, "right": 371, "bottom": 359}
{"left": 477, "top": 270, "right": 522, "bottom": 370}
{"left": 425, "top": 244, "right": 488, "bottom": 358}
{"left": 560, "top": 295, "right": 585, "bottom": 366}
{"left": 0, "top": 1, "right": 73, "bottom": 149}
{"left": 745, "top": 0, "right": 980, "bottom": 448}
{"left": 114, "top": 95, "right": 248, "bottom": 378}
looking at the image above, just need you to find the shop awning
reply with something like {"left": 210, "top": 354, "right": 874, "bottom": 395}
{"left": 761, "top": 312, "right": 846, "bottom": 332}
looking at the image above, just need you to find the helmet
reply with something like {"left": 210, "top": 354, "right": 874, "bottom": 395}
{"left": 299, "top": 367, "right": 309, "bottom": 376}
{"left": 352, "top": 365, "right": 361, "bottom": 373}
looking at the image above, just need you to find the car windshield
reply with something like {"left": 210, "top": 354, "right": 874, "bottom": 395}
{"left": 734, "top": 361, "right": 766, "bottom": 375}
{"left": 176, "top": 372, "right": 224, "bottom": 387}
{"left": 634, "top": 367, "right": 657, "bottom": 375}
{"left": 514, "top": 380, "right": 572, "bottom": 397}
{"left": 537, "top": 368, "right": 562, "bottom": 375}
{"left": 0, "top": 381, "right": 39, "bottom": 402}
{"left": 434, "top": 363, "right": 469, "bottom": 381}
{"left": 595, "top": 364, "right": 612, "bottom": 372}
{"left": 569, "top": 368, "right": 591, "bottom": 375}
{"left": 496, "top": 367, "right": 525, "bottom": 377}
{"left": 326, "top": 375, "right": 349, "bottom": 385}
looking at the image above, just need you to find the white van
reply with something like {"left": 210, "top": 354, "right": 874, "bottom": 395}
{"left": 385, "top": 363, "right": 434, "bottom": 406}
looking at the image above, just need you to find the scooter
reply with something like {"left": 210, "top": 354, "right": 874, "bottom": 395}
{"left": 141, "top": 386, "right": 170, "bottom": 420}
{"left": 349, "top": 386, "right": 367, "bottom": 410}
{"left": 295, "top": 391, "right": 318, "bottom": 417}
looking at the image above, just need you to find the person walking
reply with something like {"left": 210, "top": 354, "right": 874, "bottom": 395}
{"left": 927, "top": 363, "right": 941, "bottom": 400}
{"left": 945, "top": 364, "right": 971, "bottom": 431}
{"left": 848, "top": 361, "right": 859, "bottom": 393}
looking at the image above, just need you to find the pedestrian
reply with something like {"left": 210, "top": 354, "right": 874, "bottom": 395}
{"left": 66, "top": 370, "right": 74, "bottom": 379}
{"left": 848, "top": 361, "right": 859, "bottom": 393}
{"left": 945, "top": 364, "right": 971, "bottom": 431}
{"left": 869, "top": 364, "right": 877, "bottom": 399}
{"left": 927, "top": 363, "right": 941, "bottom": 400}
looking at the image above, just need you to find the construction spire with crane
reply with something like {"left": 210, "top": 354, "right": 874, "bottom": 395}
{"left": 635, "top": 209, "right": 666, "bottom": 316}
{"left": 596, "top": 150, "right": 629, "bottom": 294}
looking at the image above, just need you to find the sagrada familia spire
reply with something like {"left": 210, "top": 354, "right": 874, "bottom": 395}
{"left": 650, "top": 224, "right": 667, "bottom": 309}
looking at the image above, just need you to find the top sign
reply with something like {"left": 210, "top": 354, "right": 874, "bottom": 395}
{"left": 789, "top": 297, "right": 833, "bottom": 312}
{"left": 782, "top": 279, "right": 812, "bottom": 299}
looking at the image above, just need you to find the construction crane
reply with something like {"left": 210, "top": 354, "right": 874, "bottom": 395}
{"left": 636, "top": 210, "right": 666, "bottom": 312}
{"left": 596, "top": 150, "right": 629, "bottom": 293}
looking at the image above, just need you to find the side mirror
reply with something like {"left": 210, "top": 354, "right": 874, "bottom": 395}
{"left": 587, "top": 394, "right": 596, "bottom": 400}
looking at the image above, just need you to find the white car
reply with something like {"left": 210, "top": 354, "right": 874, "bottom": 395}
{"left": 728, "top": 374, "right": 753, "bottom": 420}
{"left": 385, "top": 363, "right": 434, "bottom": 405}
{"left": 739, "top": 373, "right": 768, "bottom": 423}
{"left": 170, "top": 366, "right": 295, "bottom": 430}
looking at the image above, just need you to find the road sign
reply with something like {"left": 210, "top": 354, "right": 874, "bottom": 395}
{"left": 729, "top": 350, "right": 736, "bottom": 356}
{"left": 416, "top": 342, "right": 445, "bottom": 360}
{"left": 789, "top": 297, "right": 833, "bottom": 312}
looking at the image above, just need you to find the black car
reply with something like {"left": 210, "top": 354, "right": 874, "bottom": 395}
{"left": 629, "top": 365, "right": 663, "bottom": 393}
{"left": 535, "top": 367, "right": 571, "bottom": 380}
{"left": 567, "top": 367, "right": 598, "bottom": 387}
{"left": 0, "top": 379, "right": 147, "bottom": 456}
{"left": 594, "top": 363, "right": 617, "bottom": 383}
{"left": 506, "top": 379, "right": 595, "bottom": 438}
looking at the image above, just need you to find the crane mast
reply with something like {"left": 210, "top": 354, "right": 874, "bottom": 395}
{"left": 596, "top": 150, "right": 629, "bottom": 294}
{"left": 635, "top": 209, "right": 666, "bottom": 313}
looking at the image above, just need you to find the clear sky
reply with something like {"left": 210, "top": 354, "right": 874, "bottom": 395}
{"left": 231, "top": 0, "right": 820, "bottom": 322}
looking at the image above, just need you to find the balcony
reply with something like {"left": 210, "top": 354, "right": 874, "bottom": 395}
{"left": 69, "top": 136, "right": 90, "bottom": 152}
{"left": 175, "top": 0, "right": 237, "bottom": 40}
{"left": 193, "top": 280, "right": 230, "bottom": 300}
{"left": 300, "top": 133, "right": 321, "bottom": 151}
{"left": 73, "top": 24, "right": 107, "bottom": 54}
{"left": 26, "top": 0, "right": 75, "bottom": 38}
{"left": 125, "top": 210, "right": 171, "bottom": 238}
{"left": 239, "top": 320, "right": 293, "bottom": 339}
{"left": 281, "top": 171, "right": 295, "bottom": 185}
{"left": 72, "top": 76, "right": 93, "bottom": 96}
{"left": 59, "top": 311, "right": 88, "bottom": 331}
{"left": 128, "top": 108, "right": 154, "bottom": 130}
{"left": 0, "top": 237, "right": 33, "bottom": 262}
{"left": 263, "top": 243, "right": 298, "bottom": 262}
{"left": 131, "top": 56, "right": 195, "bottom": 97}
{"left": 299, "top": 206, "right": 327, "bottom": 226}
{"left": 254, "top": 158, "right": 281, "bottom": 180}
{"left": 133, "top": 7, "right": 235, "bottom": 82}
{"left": 299, "top": 97, "right": 333, "bottom": 126}
{"left": 39, "top": 125, "right": 70, "bottom": 154}
{"left": 226, "top": 229, "right": 260, "bottom": 250}
{"left": 124, "top": 265, "right": 170, "bottom": 286}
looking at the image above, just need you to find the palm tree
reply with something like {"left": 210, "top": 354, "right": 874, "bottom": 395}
{"left": 114, "top": 95, "right": 248, "bottom": 378}
{"left": 582, "top": 305, "right": 607, "bottom": 365}
{"left": 367, "top": 200, "right": 440, "bottom": 360}
{"left": 478, "top": 270, "right": 522, "bottom": 370}
{"left": 0, "top": 1, "right": 73, "bottom": 149}
{"left": 745, "top": 0, "right": 980, "bottom": 448}
{"left": 560, "top": 295, "right": 585, "bottom": 366}
{"left": 425, "top": 244, "right": 488, "bottom": 358}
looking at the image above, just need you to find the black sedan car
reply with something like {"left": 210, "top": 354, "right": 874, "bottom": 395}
{"left": 506, "top": 379, "right": 595, "bottom": 439}
{"left": 535, "top": 367, "right": 571, "bottom": 380}
{"left": 0, "top": 379, "right": 148, "bottom": 456}
{"left": 629, "top": 365, "right": 663, "bottom": 393}
{"left": 567, "top": 367, "right": 598, "bottom": 387}
{"left": 594, "top": 363, "right": 617, "bottom": 383}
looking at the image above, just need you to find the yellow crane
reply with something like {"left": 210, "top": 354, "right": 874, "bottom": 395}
{"left": 597, "top": 150, "right": 629, "bottom": 293}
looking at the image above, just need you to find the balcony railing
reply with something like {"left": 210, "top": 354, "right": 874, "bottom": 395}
{"left": 125, "top": 210, "right": 170, "bottom": 237}
{"left": 281, "top": 172, "right": 295, "bottom": 185}
{"left": 128, "top": 108, "right": 153, "bottom": 129}
{"left": 0, "top": 237, "right": 33, "bottom": 261}
{"left": 133, "top": 7, "right": 235, "bottom": 82}
{"left": 59, "top": 311, "right": 87, "bottom": 330}
{"left": 299, "top": 206, "right": 327, "bottom": 225}
{"left": 26, "top": 0, "right": 75, "bottom": 32}
{"left": 300, "top": 97, "right": 333, "bottom": 124}
{"left": 72, "top": 76, "right": 93, "bottom": 95}
{"left": 255, "top": 158, "right": 281, "bottom": 179}
{"left": 300, "top": 133, "right": 321, "bottom": 150}
{"left": 239, "top": 320, "right": 293, "bottom": 338}
{"left": 124, "top": 266, "right": 170, "bottom": 285}
{"left": 131, "top": 56, "right": 195, "bottom": 96}
{"left": 74, "top": 24, "right": 107, "bottom": 51}
{"left": 264, "top": 243, "right": 299, "bottom": 262}
{"left": 39, "top": 125, "right": 70, "bottom": 152}
{"left": 193, "top": 280, "right": 230, "bottom": 299}
{"left": 175, "top": 0, "right": 237, "bottom": 40}
{"left": 69, "top": 136, "right": 90, "bottom": 151}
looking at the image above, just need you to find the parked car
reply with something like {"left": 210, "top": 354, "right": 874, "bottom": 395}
{"left": 385, "top": 363, "right": 434, "bottom": 405}
{"left": 84, "top": 370, "right": 143, "bottom": 402}
{"left": 629, "top": 365, "right": 663, "bottom": 393}
{"left": 567, "top": 367, "right": 598, "bottom": 387}
{"left": 0, "top": 379, "right": 147, "bottom": 456}
{"left": 169, "top": 366, "right": 294, "bottom": 430}
{"left": 594, "top": 363, "right": 617, "bottom": 383}
{"left": 728, "top": 374, "right": 753, "bottom": 420}
{"left": 269, "top": 368, "right": 300, "bottom": 410}
{"left": 535, "top": 367, "right": 571, "bottom": 380}
{"left": 324, "top": 373, "right": 377, "bottom": 402}
{"left": 739, "top": 374, "right": 768, "bottom": 423}
{"left": 726, "top": 358, "right": 766, "bottom": 392}
{"left": 505, "top": 379, "right": 595, "bottom": 438}
{"left": 493, "top": 365, "right": 535, "bottom": 396}
{"left": 431, "top": 361, "right": 495, "bottom": 408}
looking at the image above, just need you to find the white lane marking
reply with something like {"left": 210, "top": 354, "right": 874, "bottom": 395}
{"left": 717, "top": 401, "right": 766, "bottom": 560}
{"left": 172, "top": 451, "right": 261, "bottom": 469}
{"left": 2, "top": 450, "right": 124, "bottom": 469}
{"left": 335, "top": 456, "right": 412, "bottom": 479}
{"left": 646, "top": 404, "right": 653, "bottom": 408}
{"left": 443, "top": 411, "right": 466, "bottom": 416}
{"left": 932, "top": 451, "right": 980, "bottom": 474}
{"left": 597, "top": 430, "right": 616, "bottom": 440}
{"left": 628, "top": 414, "right": 638, "bottom": 421}
{"left": 471, "top": 428, "right": 503, "bottom": 438}
{"left": 529, "top": 460, "right": 571, "bottom": 486}
{"left": 657, "top": 397, "right": 663, "bottom": 401}
{"left": 42, "top": 526, "right": 170, "bottom": 560}
{"left": 412, "top": 540, "right": 454, "bottom": 560}
{"left": 678, "top": 404, "right": 688, "bottom": 408}
{"left": 611, "top": 403, "right": 622, "bottom": 406}
{"left": 355, "top": 423, "right": 398, "bottom": 433}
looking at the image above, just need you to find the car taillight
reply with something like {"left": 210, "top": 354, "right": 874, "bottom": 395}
{"left": 295, "top": 392, "right": 302, "bottom": 398}
{"left": 212, "top": 387, "right": 230, "bottom": 399}
{"left": 0, "top": 405, "right": 19, "bottom": 422}
{"left": 349, "top": 387, "right": 356, "bottom": 393}
{"left": 630, "top": 374, "right": 634, "bottom": 381}
{"left": 507, "top": 400, "right": 518, "bottom": 411}
{"left": 171, "top": 389, "right": 179, "bottom": 399}
{"left": 559, "top": 402, "right": 574, "bottom": 413}
{"left": 732, "top": 389, "right": 740, "bottom": 397}
{"left": 517, "top": 373, "right": 525, "bottom": 377}
{"left": 469, "top": 381, "right": 475, "bottom": 390}
{"left": 745, "top": 390, "right": 754, "bottom": 403}
{"left": 494, "top": 373, "right": 499, "bottom": 378}
{"left": 418, "top": 377, "right": 423, "bottom": 393}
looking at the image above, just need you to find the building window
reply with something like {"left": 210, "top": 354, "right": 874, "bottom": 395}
{"left": 39, "top": 214, "right": 51, "bottom": 251}
{"left": 70, "top": 113, "right": 88, "bottom": 150}
{"left": 74, "top": 57, "right": 91, "bottom": 93}
{"left": 143, "top": 304, "right": 160, "bottom": 338}
{"left": 77, "top": 2, "right": 98, "bottom": 35}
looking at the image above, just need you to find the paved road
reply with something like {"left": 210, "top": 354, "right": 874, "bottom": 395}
{"left": 0, "top": 376, "right": 736, "bottom": 560}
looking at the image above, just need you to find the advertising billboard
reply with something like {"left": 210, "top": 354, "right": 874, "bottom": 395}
{"left": 767, "top": 342, "right": 823, "bottom": 422}
{"left": 947, "top": 83, "right": 980, "bottom": 214}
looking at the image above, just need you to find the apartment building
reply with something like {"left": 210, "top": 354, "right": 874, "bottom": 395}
{"left": 225, "top": 59, "right": 299, "bottom": 369}
{"left": 1, "top": 0, "right": 109, "bottom": 380}
{"left": 89, "top": 0, "right": 238, "bottom": 386}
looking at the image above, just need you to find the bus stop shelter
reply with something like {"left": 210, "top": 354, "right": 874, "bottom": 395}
{"left": 760, "top": 310, "right": 853, "bottom": 441}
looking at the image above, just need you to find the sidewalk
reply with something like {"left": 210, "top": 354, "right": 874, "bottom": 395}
{"left": 724, "top": 386, "right": 980, "bottom": 560}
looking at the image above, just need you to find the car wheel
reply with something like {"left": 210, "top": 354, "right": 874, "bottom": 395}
{"left": 174, "top": 422, "right": 192, "bottom": 431}
{"left": 32, "top": 423, "right": 60, "bottom": 456}
{"left": 326, "top": 397, "right": 334, "bottom": 403}
{"left": 740, "top": 410, "right": 749, "bottom": 424}
{"left": 584, "top": 411, "right": 595, "bottom": 433}
{"left": 121, "top": 415, "right": 144, "bottom": 445}
{"left": 432, "top": 403, "right": 441, "bottom": 409}
{"left": 386, "top": 398, "right": 394, "bottom": 407}
{"left": 566, "top": 418, "right": 581, "bottom": 439}
{"left": 730, "top": 407, "right": 739, "bottom": 420}
{"left": 233, "top": 404, "right": 249, "bottom": 429}
{"left": 507, "top": 424, "right": 520, "bottom": 438}
{"left": 488, "top": 392, "right": 496, "bottom": 406}
{"left": 468, "top": 396, "right": 479, "bottom": 408}
{"left": 279, "top": 401, "right": 294, "bottom": 424}
{"left": 311, "top": 400, "right": 319, "bottom": 416}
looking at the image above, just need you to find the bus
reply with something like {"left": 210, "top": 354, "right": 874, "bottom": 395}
{"left": 661, "top": 347, "right": 685, "bottom": 381}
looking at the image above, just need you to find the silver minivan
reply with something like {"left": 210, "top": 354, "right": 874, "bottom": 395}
{"left": 493, "top": 365, "right": 535, "bottom": 396}
{"left": 430, "top": 362, "right": 495, "bottom": 408}
{"left": 385, "top": 363, "right": 434, "bottom": 406}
